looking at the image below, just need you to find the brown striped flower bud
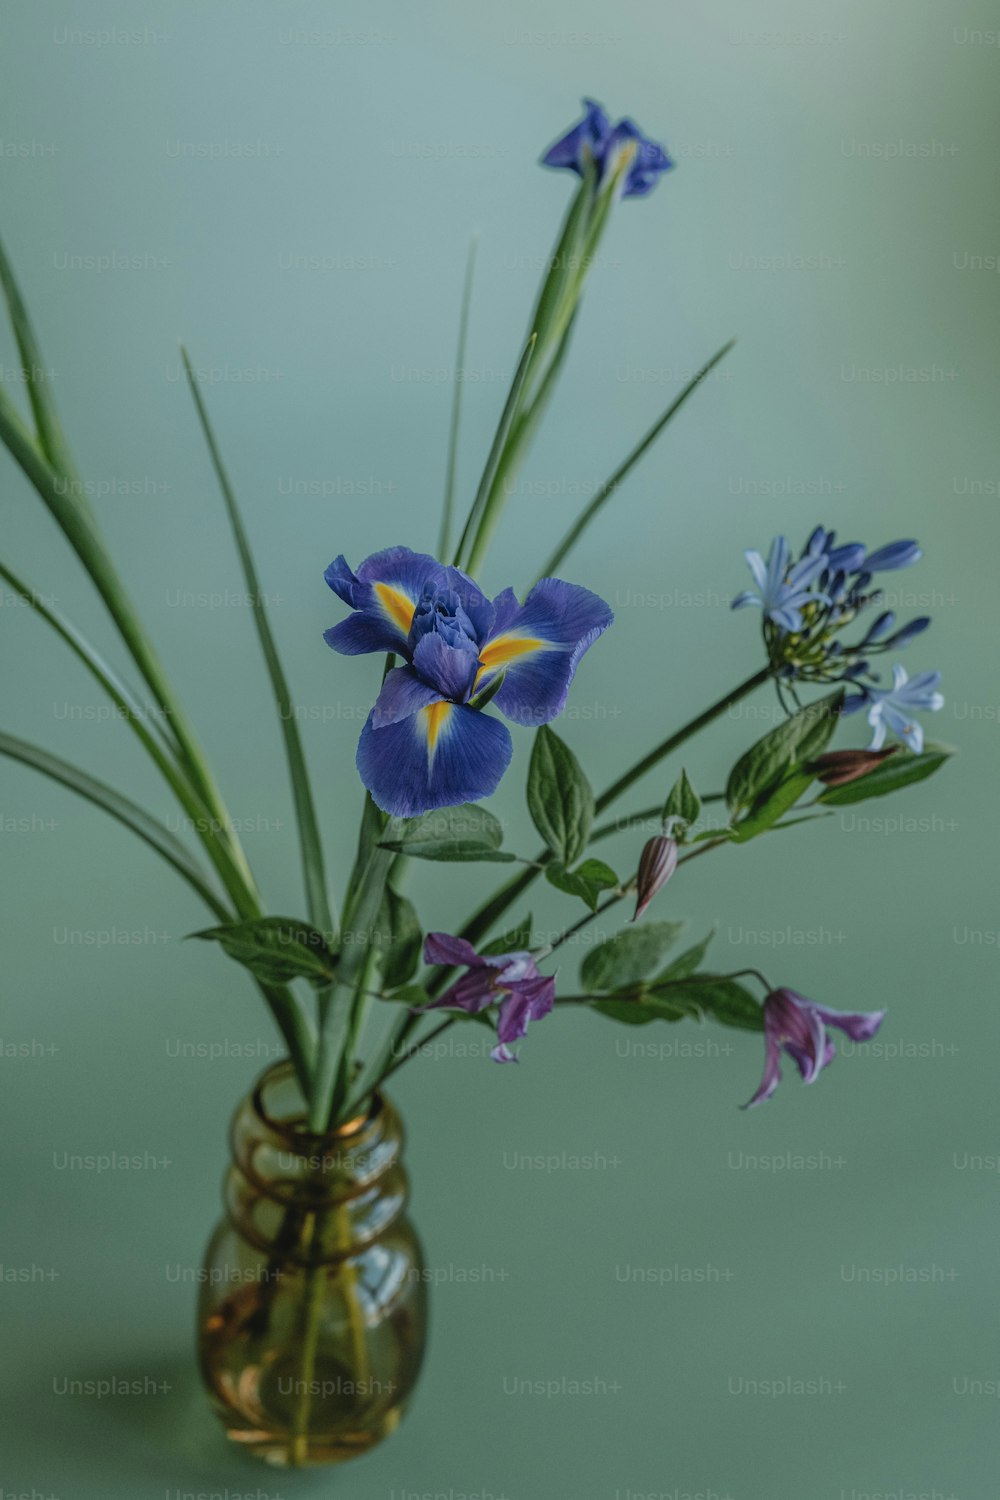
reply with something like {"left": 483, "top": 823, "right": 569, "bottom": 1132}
{"left": 809, "top": 747, "right": 899, "bottom": 787}
{"left": 632, "top": 835, "right": 678, "bottom": 921}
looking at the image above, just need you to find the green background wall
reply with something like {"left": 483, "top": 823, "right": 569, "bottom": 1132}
{"left": 1, "top": 1, "right": 997, "bottom": 1495}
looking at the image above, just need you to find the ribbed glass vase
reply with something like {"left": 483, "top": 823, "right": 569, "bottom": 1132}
{"left": 197, "top": 1060, "right": 427, "bottom": 1466}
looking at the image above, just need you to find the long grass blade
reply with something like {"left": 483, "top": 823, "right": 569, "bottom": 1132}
{"left": 0, "top": 729, "right": 229, "bottom": 919}
{"left": 180, "top": 346, "right": 336, "bottom": 939}
{"left": 536, "top": 339, "right": 736, "bottom": 580}
{"left": 437, "top": 234, "right": 479, "bottom": 561}
{"left": 0, "top": 234, "right": 77, "bottom": 476}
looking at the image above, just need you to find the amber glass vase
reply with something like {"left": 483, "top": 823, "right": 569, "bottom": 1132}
{"left": 197, "top": 1061, "right": 428, "bottom": 1466}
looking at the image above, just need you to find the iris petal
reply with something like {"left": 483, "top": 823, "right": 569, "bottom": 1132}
{"left": 482, "top": 579, "right": 613, "bottom": 727}
{"left": 356, "top": 702, "right": 513, "bottom": 818}
{"left": 412, "top": 631, "right": 480, "bottom": 703}
{"left": 372, "top": 667, "right": 441, "bottom": 729}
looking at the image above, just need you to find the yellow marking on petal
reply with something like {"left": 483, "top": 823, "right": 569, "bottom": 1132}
{"left": 421, "top": 701, "right": 453, "bottom": 764}
{"left": 478, "top": 634, "right": 545, "bottom": 670}
{"left": 374, "top": 582, "right": 416, "bottom": 637}
{"left": 473, "top": 633, "right": 546, "bottom": 693}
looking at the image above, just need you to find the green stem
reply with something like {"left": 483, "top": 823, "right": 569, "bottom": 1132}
{"left": 308, "top": 835, "right": 398, "bottom": 1132}
{"left": 375, "top": 667, "right": 775, "bottom": 1078}
{"left": 594, "top": 668, "right": 772, "bottom": 814}
{"left": 437, "top": 234, "right": 478, "bottom": 561}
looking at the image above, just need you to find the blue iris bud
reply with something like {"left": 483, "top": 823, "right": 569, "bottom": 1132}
{"left": 541, "top": 98, "right": 673, "bottom": 199}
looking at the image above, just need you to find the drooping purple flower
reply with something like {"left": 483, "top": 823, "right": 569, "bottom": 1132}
{"left": 420, "top": 933, "right": 556, "bottom": 1063}
{"left": 324, "top": 547, "right": 612, "bottom": 817}
{"left": 744, "top": 988, "right": 886, "bottom": 1108}
{"left": 541, "top": 98, "right": 673, "bottom": 199}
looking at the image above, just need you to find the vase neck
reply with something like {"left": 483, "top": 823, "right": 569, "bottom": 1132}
{"left": 223, "top": 1061, "right": 409, "bottom": 1263}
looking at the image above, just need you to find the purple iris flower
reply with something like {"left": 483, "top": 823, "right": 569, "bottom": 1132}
{"left": 745, "top": 988, "right": 886, "bottom": 1108}
{"left": 541, "top": 98, "right": 673, "bottom": 198}
{"left": 731, "top": 536, "right": 829, "bottom": 633}
{"left": 324, "top": 547, "right": 612, "bottom": 817}
{"left": 421, "top": 933, "right": 556, "bottom": 1063}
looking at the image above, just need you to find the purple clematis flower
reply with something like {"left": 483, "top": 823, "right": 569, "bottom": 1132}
{"left": 744, "top": 987, "right": 886, "bottom": 1108}
{"left": 421, "top": 933, "right": 556, "bottom": 1063}
{"left": 324, "top": 547, "right": 612, "bottom": 817}
{"left": 542, "top": 98, "right": 673, "bottom": 198}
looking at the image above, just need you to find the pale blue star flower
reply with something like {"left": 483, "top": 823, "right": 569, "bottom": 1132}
{"left": 861, "top": 664, "right": 944, "bottom": 753}
{"left": 731, "top": 536, "right": 828, "bottom": 633}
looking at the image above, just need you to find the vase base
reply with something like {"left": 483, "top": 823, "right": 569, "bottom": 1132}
{"left": 220, "top": 1408, "right": 402, "bottom": 1467}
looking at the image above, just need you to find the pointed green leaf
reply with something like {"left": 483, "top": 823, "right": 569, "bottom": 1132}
{"left": 381, "top": 802, "right": 512, "bottom": 861}
{"left": 653, "top": 976, "right": 764, "bottom": 1032}
{"left": 654, "top": 928, "right": 716, "bottom": 983}
{"left": 546, "top": 858, "right": 619, "bottom": 912}
{"left": 190, "top": 916, "right": 338, "bottom": 987}
{"left": 663, "top": 768, "right": 701, "bottom": 830}
{"left": 817, "top": 746, "right": 954, "bottom": 806}
{"left": 375, "top": 884, "right": 423, "bottom": 990}
{"left": 580, "top": 920, "right": 686, "bottom": 992}
{"left": 527, "top": 725, "right": 594, "bottom": 865}
{"left": 730, "top": 770, "right": 815, "bottom": 843}
{"left": 726, "top": 691, "right": 843, "bottom": 815}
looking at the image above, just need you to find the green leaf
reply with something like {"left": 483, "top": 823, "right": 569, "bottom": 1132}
{"left": 190, "top": 917, "right": 338, "bottom": 987}
{"left": 663, "top": 769, "right": 701, "bottom": 830}
{"left": 0, "top": 728, "right": 229, "bottom": 920}
{"left": 181, "top": 347, "right": 335, "bottom": 941}
{"left": 590, "top": 995, "right": 692, "bottom": 1026}
{"left": 437, "top": 233, "right": 479, "bottom": 561}
{"left": 655, "top": 928, "right": 716, "bottom": 982}
{"left": 726, "top": 691, "right": 843, "bottom": 815}
{"left": 730, "top": 770, "right": 815, "bottom": 843}
{"left": 382, "top": 982, "right": 430, "bottom": 1008}
{"left": 382, "top": 803, "right": 513, "bottom": 861}
{"left": 0, "top": 234, "right": 77, "bottom": 476}
{"left": 527, "top": 725, "right": 594, "bottom": 865}
{"left": 817, "top": 746, "right": 954, "bottom": 806}
{"left": 480, "top": 915, "right": 534, "bottom": 957}
{"left": 580, "top": 920, "right": 686, "bottom": 992}
{"left": 375, "top": 885, "right": 423, "bottom": 990}
{"left": 546, "top": 858, "right": 619, "bottom": 912}
{"left": 655, "top": 976, "right": 764, "bottom": 1032}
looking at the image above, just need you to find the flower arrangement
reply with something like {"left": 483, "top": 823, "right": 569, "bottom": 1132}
{"left": 0, "top": 99, "right": 953, "bottom": 1461}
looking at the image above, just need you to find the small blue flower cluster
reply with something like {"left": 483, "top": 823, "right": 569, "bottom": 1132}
{"left": 733, "top": 528, "right": 943, "bottom": 751}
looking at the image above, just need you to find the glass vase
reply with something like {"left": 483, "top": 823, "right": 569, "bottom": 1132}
{"left": 197, "top": 1060, "right": 427, "bottom": 1466}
